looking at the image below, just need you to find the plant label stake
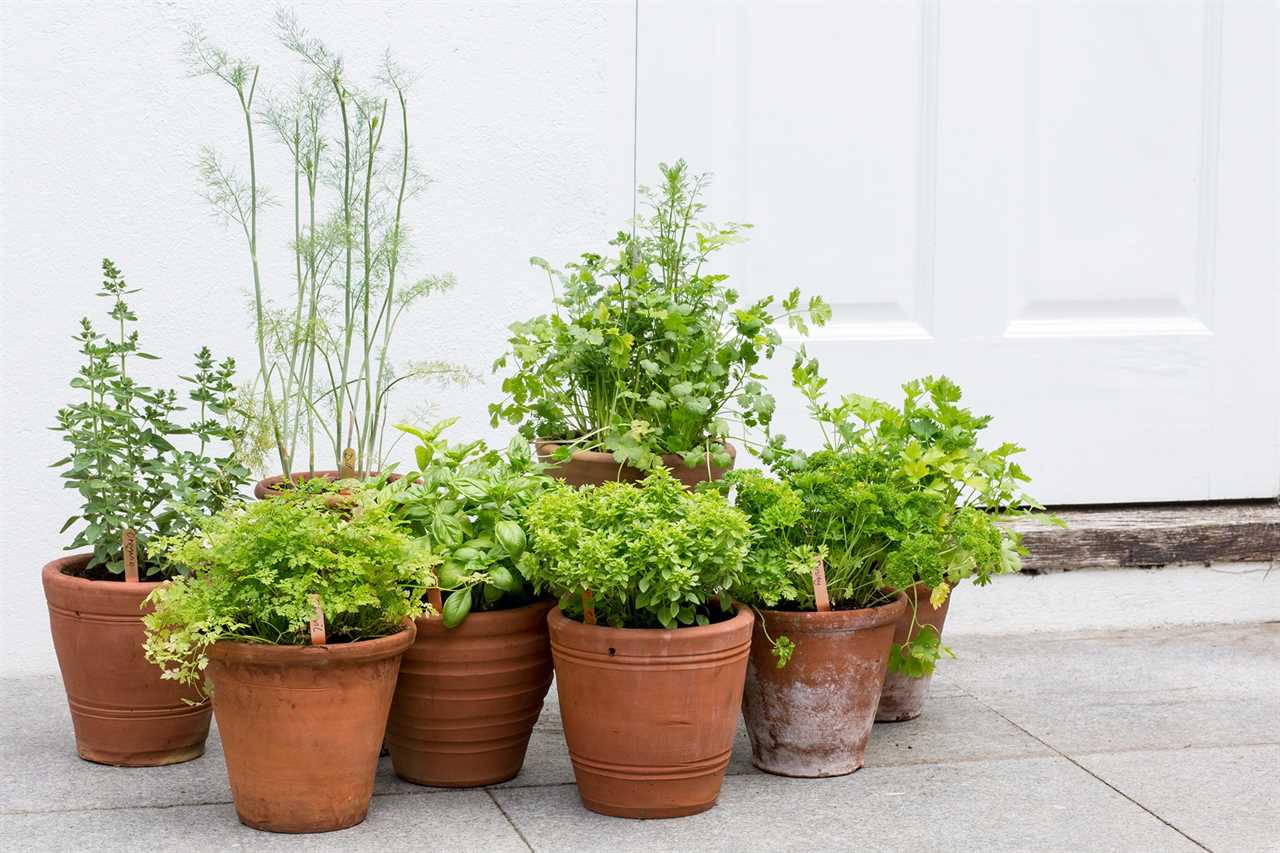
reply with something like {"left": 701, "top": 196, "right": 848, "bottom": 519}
{"left": 582, "top": 589, "right": 597, "bottom": 625}
{"left": 122, "top": 529, "right": 139, "bottom": 584}
{"left": 811, "top": 557, "right": 831, "bottom": 613}
{"left": 427, "top": 586, "right": 443, "bottom": 613}
{"left": 308, "top": 594, "right": 327, "bottom": 645}
{"left": 338, "top": 447, "right": 357, "bottom": 479}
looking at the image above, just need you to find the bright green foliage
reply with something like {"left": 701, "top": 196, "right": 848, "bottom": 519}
{"left": 143, "top": 483, "right": 437, "bottom": 692}
{"left": 51, "top": 260, "right": 249, "bottom": 579}
{"left": 490, "top": 160, "right": 830, "bottom": 471}
{"left": 519, "top": 468, "right": 751, "bottom": 629}
{"left": 379, "top": 420, "right": 553, "bottom": 627}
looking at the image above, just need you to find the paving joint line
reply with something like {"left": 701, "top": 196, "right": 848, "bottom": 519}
{"left": 485, "top": 787, "right": 536, "bottom": 852}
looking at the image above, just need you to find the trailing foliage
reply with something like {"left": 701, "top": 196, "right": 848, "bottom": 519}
{"left": 519, "top": 468, "right": 751, "bottom": 629}
{"left": 379, "top": 419, "right": 553, "bottom": 627}
{"left": 51, "top": 259, "right": 249, "bottom": 579}
{"left": 491, "top": 160, "right": 830, "bottom": 471}
{"left": 143, "top": 482, "right": 437, "bottom": 693}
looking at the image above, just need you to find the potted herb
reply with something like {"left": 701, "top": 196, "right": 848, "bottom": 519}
{"left": 378, "top": 420, "right": 556, "bottom": 787}
{"left": 143, "top": 483, "right": 434, "bottom": 833}
{"left": 519, "top": 469, "right": 752, "bottom": 818}
{"left": 45, "top": 259, "right": 247, "bottom": 766}
{"left": 490, "top": 159, "right": 829, "bottom": 488}
{"left": 188, "top": 14, "right": 471, "bottom": 496}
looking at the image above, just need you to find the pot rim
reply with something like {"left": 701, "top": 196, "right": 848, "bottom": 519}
{"left": 414, "top": 597, "right": 554, "bottom": 630}
{"left": 754, "top": 592, "right": 907, "bottom": 632}
{"left": 534, "top": 439, "right": 737, "bottom": 468}
{"left": 548, "top": 602, "right": 753, "bottom": 640}
{"left": 208, "top": 621, "right": 416, "bottom": 667}
{"left": 42, "top": 552, "right": 166, "bottom": 593}
{"left": 253, "top": 469, "right": 401, "bottom": 499}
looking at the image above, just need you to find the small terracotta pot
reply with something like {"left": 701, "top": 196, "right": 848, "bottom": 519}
{"left": 252, "top": 470, "right": 400, "bottom": 500}
{"left": 42, "top": 553, "right": 210, "bottom": 766}
{"left": 207, "top": 625, "right": 415, "bottom": 833}
{"left": 548, "top": 605, "right": 752, "bottom": 819}
{"left": 742, "top": 595, "right": 906, "bottom": 777}
{"left": 535, "top": 441, "right": 736, "bottom": 489}
{"left": 876, "top": 582, "right": 954, "bottom": 723}
{"left": 387, "top": 599, "right": 554, "bottom": 787}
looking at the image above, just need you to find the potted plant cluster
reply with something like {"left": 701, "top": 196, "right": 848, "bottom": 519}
{"left": 143, "top": 482, "right": 436, "bottom": 833}
{"left": 519, "top": 469, "right": 754, "bottom": 818}
{"left": 490, "top": 160, "right": 830, "bottom": 489}
{"left": 45, "top": 259, "right": 248, "bottom": 766}
{"left": 378, "top": 420, "right": 557, "bottom": 787}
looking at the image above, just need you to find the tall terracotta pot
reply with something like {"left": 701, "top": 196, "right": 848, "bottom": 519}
{"left": 387, "top": 600, "right": 554, "bottom": 787}
{"left": 42, "top": 553, "right": 211, "bottom": 766}
{"left": 548, "top": 606, "right": 752, "bottom": 819}
{"left": 876, "top": 582, "right": 954, "bottom": 723}
{"left": 535, "top": 441, "right": 735, "bottom": 489}
{"left": 207, "top": 625, "right": 415, "bottom": 833}
{"left": 742, "top": 596, "right": 906, "bottom": 777}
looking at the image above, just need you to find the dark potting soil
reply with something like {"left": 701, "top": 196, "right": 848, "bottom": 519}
{"left": 61, "top": 561, "right": 166, "bottom": 582}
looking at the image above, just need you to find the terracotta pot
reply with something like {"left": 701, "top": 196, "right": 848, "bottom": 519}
{"left": 548, "top": 605, "right": 752, "bottom": 819}
{"left": 42, "top": 553, "right": 211, "bottom": 766}
{"left": 252, "top": 470, "right": 400, "bottom": 500}
{"left": 207, "top": 625, "right": 415, "bottom": 833}
{"left": 876, "top": 582, "right": 954, "bottom": 723}
{"left": 387, "top": 600, "right": 554, "bottom": 787}
{"left": 535, "top": 441, "right": 736, "bottom": 489}
{"left": 742, "top": 595, "right": 906, "bottom": 777}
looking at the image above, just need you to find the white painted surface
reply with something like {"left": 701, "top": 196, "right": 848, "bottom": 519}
{"left": 635, "top": 0, "right": 1279, "bottom": 505}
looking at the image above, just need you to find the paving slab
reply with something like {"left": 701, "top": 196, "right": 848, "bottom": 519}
{"left": 492, "top": 756, "right": 1203, "bottom": 853}
{"left": 0, "top": 789, "right": 527, "bottom": 853}
{"left": 1077, "top": 744, "right": 1280, "bottom": 853}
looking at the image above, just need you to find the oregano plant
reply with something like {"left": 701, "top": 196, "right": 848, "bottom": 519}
{"left": 51, "top": 259, "right": 249, "bottom": 579}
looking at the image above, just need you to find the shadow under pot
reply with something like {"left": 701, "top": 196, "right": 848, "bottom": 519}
{"left": 535, "top": 441, "right": 736, "bottom": 489}
{"left": 386, "top": 599, "right": 554, "bottom": 787}
{"left": 206, "top": 625, "right": 415, "bottom": 834}
{"left": 548, "top": 605, "right": 753, "bottom": 819}
{"left": 742, "top": 595, "right": 906, "bottom": 778}
{"left": 42, "top": 553, "right": 211, "bottom": 766}
{"left": 252, "top": 470, "right": 401, "bottom": 500}
{"left": 876, "top": 582, "right": 954, "bottom": 723}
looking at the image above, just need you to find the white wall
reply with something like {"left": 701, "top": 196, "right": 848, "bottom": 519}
{"left": 0, "top": 0, "right": 635, "bottom": 676}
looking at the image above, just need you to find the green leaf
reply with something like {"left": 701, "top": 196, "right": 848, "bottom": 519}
{"left": 494, "top": 519, "right": 526, "bottom": 560}
{"left": 487, "top": 564, "right": 522, "bottom": 593}
{"left": 442, "top": 587, "right": 473, "bottom": 628}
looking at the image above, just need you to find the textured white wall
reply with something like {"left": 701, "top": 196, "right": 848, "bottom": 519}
{"left": 0, "top": 0, "right": 634, "bottom": 676}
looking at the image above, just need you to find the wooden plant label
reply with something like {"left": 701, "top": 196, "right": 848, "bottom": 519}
{"left": 308, "top": 593, "right": 327, "bottom": 646}
{"left": 582, "top": 589, "right": 597, "bottom": 625}
{"left": 338, "top": 447, "right": 357, "bottom": 479}
{"left": 427, "top": 586, "right": 444, "bottom": 612}
{"left": 122, "top": 529, "right": 139, "bottom": 584}
{"left": 811, "top": 557, "right": 831, "bottom": 612}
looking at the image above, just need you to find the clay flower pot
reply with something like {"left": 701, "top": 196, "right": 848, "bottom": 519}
{"left": 548, "top": 605, "right": 753, "bottom": 819}
{"left": 877, "top": 582, "right": 955, "bottom": 723}
{"left": 252, "top": 470, "right": 400, "bottom": 500}
{"left": 535, "top": 441, "right": 736, "bottom": 489}
{"left": 386, "top": 600, "right": 554, "bottom": 787}
{"left": 207, "top": 625, "right": 415, "bottom": 833}
{"left": 42, "top": 553, "right": 210, "bottom": 766}
{"left": 742, "top": 595, "right": 906, "bottom": 777}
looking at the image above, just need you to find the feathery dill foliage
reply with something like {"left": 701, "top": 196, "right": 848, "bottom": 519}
{"left": 51, "top": 260, "right": 249, "bottom": 579}
{"left": 187, "top": 11, "right": 473, "bottom": 480}
{"left": 519, "top": 468, "right": 751, "bottom": 629}
{"left": 143, "top": 483, "right": 438, "bottom": 693}
{"left": 491, "top": 160, "right": 831, "bottom": 471}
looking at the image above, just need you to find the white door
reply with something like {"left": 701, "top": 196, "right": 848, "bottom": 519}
{"left": 629, "top": 0, "right": 1278, "bottom": 504}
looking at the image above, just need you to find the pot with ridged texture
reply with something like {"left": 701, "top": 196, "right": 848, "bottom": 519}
{"left": 548, "top": 605, "right": 753, "bottom": 819}
{"left": 876, "top": 583, "right": 954, "bottom": 723}
{"left": 386, "top": 600, "right": 554, "bottom": 787}
{"left": 42, "top": 553, "right": 211, "bottom": 766}
{"left": 207, "top": 625, "right": 415, "bottom": 833}
{"left": 535, "top": 442, "right": 735, "bottom": 489}
{"left": 743, "top": 595, "right": 906, "bottom": 777}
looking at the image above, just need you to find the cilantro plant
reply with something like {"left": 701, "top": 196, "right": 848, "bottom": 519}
{"left": 519, "top": 468, "right": 751, "bottom": 629}
{"left": 380, "top": 420, "right": 553, "bottom": 628}
{"left": 490, "top": 160, "right": 830, "bottom": 472}
{"left": 143, "top": 482, "right": 437, "bottom": 693}
{"left": 51, "top": 260, "right": 249, "bottom": 580}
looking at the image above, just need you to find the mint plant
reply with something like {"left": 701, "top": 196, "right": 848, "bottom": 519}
{"left": 380, "top": 420, "right": 553, "bottom": 627}
{"left": 519, "top": 468, "right": 751, "bottom": 629}
{"left": 490, "top": 160, "right": 830, "bottom": 471}
{"left": 52, "top": 260, "right": 249, "bottom": 579}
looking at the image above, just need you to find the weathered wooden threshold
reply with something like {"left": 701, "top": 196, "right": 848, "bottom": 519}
{"left": 1005, "top": 499, "right": 1280, "bottom": 573}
